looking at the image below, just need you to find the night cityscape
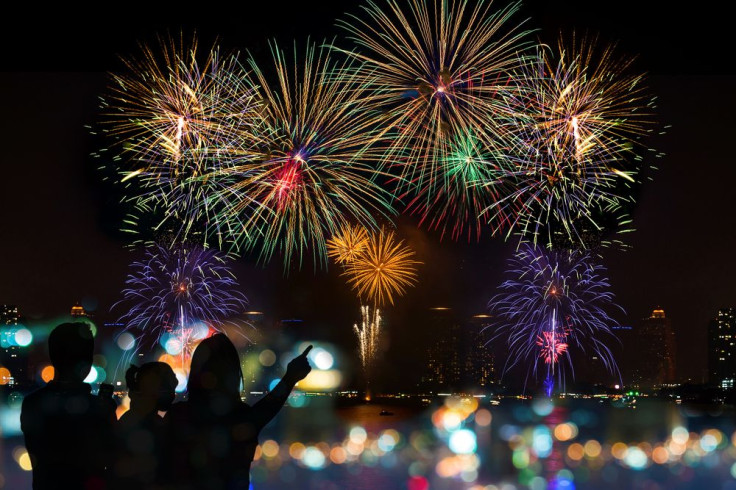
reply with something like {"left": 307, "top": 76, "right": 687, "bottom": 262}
{"left": 1, "top": 1, "right": 735, "bottom": 489}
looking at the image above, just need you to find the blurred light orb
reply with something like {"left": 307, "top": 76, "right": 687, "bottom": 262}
{"left": 624, "top": 446, "right": 648, "bottom": 469}
{"left": 116, "top": 332, "right": 136, "bottom": 351}
{"left": 311, "top": 348, "right": 334, "bottom": 370}
{"left": 259, "top": 349, "right": 276, "bottom": 367}
{"left": 288, "top": 392, "right": 308, "bottom": 408}
{"left": 378, "top": 430, "right": 400, "bottom": 452}
{"left": 13, "top": 447, "right": 33, "bottom": 471}
{"left": 41, "top": 365, "right": 55, "bottom": 383}
{"left": 191, "top": 321, "right": 211, "bottom": 340}
{"left": 174, "top": 370, "right": 187, "bottom": 392}
{"left": 302, "top": 446, "right": 326, "bottom": 469}
{"left": 533, "top": 426, "right": 553, "bottom": 457}
{"left": 298, "top": 370, "right": 342, "bottom": 391}
{"left": 0, "top": 367, "right": 11, "bottom": 385}
{"left": 15, "top": 328, "right": 33, "bottom": 347}
{"left": 672, "top": 427, "right": 689, "bottom": 445}
{"left": 449, "top": 429, "right": 477, "bottom": 454}
{"left": 407, "top": 476, "right": 429, "bottom": 490}
{"left": 84, "top": 367, "right": 98, "bottom": 384}
{"left": 531, "top": 398, "right": 553, "bottom": 416}
{"left": 475, "top": 409, "right": 492, "bottom": 427}
{"left": 350, "top": 426, "right": 368, "bottom": 444}
{"left": 163, "top": 336, "right": 183, "bottom": 355}
{"left": 700, "top": 434, "right": 718, "bottom": 452}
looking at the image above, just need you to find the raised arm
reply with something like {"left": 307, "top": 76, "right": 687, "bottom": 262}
{"left": 250, "top": 345, "right": 312, "bottom": 430}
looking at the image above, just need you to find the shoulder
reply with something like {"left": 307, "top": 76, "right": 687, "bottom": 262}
{"left": 164, "top": 401, "right": 189, "bottom": 421}
{"left": 21, "top": 386, "right": 50, "bottom": 411}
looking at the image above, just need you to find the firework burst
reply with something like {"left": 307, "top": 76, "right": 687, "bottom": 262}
{"left": 327, "top": 224, "right": 370, "bottom": 266}
{"left": 487, "top": 36, "right": 658, "bottom": 248}
{"left": 101, "top": 34, "right": 264, "bottom": 237}
{"left": 404, "top": 128, "right": 515, "bottom": 241}
{"left": 343, "top": 228, "right": 420, "bottom": 307}
{"left": 489, "top": 244, "right": 621, "bottom": 393}
{"left": 209, "top": 41, "right": 395, "bottom": 267}
{"left": 338, "top": 0, "right": 530, "bottom": 203}
{"left": 114, "top": 243, "right": 249, "bottom": 369}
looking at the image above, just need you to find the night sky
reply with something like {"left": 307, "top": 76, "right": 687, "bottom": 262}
{"left": 1, "top": 1, "right": 734, "bottom": 387}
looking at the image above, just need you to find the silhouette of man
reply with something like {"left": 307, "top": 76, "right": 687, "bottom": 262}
{"left": 165, "top": 334, "right": 312, "bottom": 489}
{"left": 21, "top": 322, "right": 116, "bottom": 490}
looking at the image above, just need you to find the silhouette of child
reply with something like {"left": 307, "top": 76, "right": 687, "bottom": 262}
{"left": 113, "top": 362, "right": 177, "bottom": 490}
{"left": 164, "top": 334, "right": 312, "bottom": 489}
{"left": 21, "top": 322, "right": 117, "bottom": 490}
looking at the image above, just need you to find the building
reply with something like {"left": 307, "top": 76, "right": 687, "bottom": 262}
{"left": 421, "top": 308, "right": 496, "bottom": 393}
{"left": 633, "top": 308, "right": 676, "bottom": 388}
{"left": 422, "top": 308, "right": 461, "bottom": 390}
{"left": 467, "top": 314, "right": 496, "bottom": 388}
{"left": 71, "top": 302, "right": 88, "bottom": 318}
{"left": 708, "top": 308, "right": 736, "bottom": 389}
{"left": 1, "top": 305, "right": 19, "bottom": 326}
{"left": 1, "top": 304, "right": 26, "bottom": 386}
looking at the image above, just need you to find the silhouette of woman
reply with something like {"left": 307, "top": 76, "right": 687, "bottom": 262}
{"left": 164, "top": 333, "right": 311, "bottom": 489}
{"left": 113, "top": 362, "right": 177, "bottom": 490}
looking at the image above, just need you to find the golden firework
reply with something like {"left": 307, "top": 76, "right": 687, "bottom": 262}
{"left": 344, "top": 229, "right": 420, "bottom": 307}
{"left": 326, "top": 225, "right": 370, "bottom": 265}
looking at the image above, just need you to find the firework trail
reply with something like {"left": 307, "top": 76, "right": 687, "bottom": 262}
{"left": 337, "top": 0, "right": 530, "bottom": 214}
{"left": 489, "top": 244, "right": 621, "bottom": 394}
{"left": 354, "top": 305, "right": 382, "bottom": 373}
{"left": 208, "top": 41, "right": 395, "bottom": 267}
{"left": 114, "top": 243, "right": 249, "bottom": 373}
{"left": 101, "top": 34, "right": 264, "bottom": 240}
{"left": 343, "top": 228, "right": 421, "bottom": 307}
{"left": 487, "top": 36, "right": 658, "bottom": 249}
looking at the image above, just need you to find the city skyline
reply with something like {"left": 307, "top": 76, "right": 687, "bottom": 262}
{"left": 1, "top": 1, "right": 734, "bottom": 388}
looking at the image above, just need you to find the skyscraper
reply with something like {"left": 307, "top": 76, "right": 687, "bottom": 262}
{"left": 70, "top": 302, "right": 88, "bottom": 318}
{"left": 635, "top": 308, "right": 676, "bottom": 388}
{"left": 422, "top": 308, "right": 461, "bottom": 391}
{"left": 467, "top": 314, "right": 495, "bottom": 388}
{"left": 1, "top": 305, "right": 19, "bottom": 325}
{"left": 708, "top": 308, "right": 736, "bottom": 389}
{"left": 1, "top": 304, "right": 24, "bottom": 385}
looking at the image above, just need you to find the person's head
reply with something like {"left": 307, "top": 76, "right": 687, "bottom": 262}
{"left": 188, "top": 333, "right": 242, "bottom": 401}
{"left": 125, "top": 362, "right": 178, "bottom": 412}
{"left": 48, "top": 322, "right": 94, "bottom": 382}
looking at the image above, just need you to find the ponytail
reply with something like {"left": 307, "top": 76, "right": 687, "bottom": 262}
{"left": 125, "top": 364, "right": 140, "bottom": 392}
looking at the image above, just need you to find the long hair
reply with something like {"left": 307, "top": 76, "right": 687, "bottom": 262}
{"left": 187, "top": 333, "right": 243, "bottom": 402}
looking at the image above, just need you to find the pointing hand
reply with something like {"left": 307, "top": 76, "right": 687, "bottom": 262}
{"left": 285, "top": 345, "right": 313, "bottom": 383}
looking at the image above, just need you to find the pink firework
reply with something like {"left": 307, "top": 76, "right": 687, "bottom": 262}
{"left": 537, "top": 330, "right": 569, "bottom": 365}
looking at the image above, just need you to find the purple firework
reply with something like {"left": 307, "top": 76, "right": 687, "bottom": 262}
{"left": 115, "top": 243, "right": 249, "bottom": 354}
{"left": 488, "top": 244, "right": 621, "bottom": 394}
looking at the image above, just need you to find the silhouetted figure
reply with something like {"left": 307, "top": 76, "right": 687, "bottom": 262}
{"left": 164, "top": 334, "right": 312, "bottom": 489}
{"left": 21, "top": 322, "right": 116, "bottom": 490}
{"left": 113, "top": 362, "right": 177, "bottom": 490}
